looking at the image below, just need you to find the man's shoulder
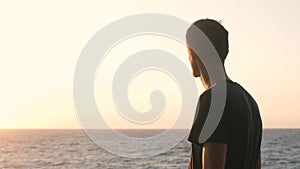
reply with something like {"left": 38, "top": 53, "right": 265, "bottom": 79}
{"left": 200, "top": 80, "right": 259, "bottom": 108}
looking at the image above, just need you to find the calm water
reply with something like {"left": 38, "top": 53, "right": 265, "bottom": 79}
{"left": 0, "top": 129, "right": 299, "bottom": 169}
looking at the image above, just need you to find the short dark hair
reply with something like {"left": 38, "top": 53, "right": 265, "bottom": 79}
{"left": 186, "top": 19, "right": 229, "bottom": 63}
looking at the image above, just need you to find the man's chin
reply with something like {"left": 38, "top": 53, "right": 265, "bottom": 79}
{"left": 193, "top": 72, "right": 200, "bottom": 78}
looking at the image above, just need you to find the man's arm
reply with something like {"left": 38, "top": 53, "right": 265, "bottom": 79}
{"left": 256, "top": 150, "right": 261, "bottom": 169}
{"left": 202, "top": 143, "right": 227, "bottom": 169}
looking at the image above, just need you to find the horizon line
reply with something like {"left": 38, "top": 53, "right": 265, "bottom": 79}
{"left": 0, "top": 127, "right": 299, "bottom": 130}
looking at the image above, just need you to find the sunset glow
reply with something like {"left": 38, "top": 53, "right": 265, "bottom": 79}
{"left": 0, "top": 0, "right": 299, "bottom": 129}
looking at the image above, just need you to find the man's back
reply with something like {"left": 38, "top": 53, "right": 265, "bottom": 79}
{"left": 188, "top": 79, "right": 263, "bottom": 169}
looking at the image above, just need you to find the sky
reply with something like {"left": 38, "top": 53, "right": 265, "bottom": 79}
{"left": 0, "top": 0, "right": 299, "bottom": 129}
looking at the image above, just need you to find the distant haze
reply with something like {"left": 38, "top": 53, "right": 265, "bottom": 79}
{"left": 0, "top": 0, "right": 299, "bottom": 129}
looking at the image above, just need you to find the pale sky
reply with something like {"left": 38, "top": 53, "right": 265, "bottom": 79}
{"left": 0, "top": 0, "right": 299, "bottom": 129}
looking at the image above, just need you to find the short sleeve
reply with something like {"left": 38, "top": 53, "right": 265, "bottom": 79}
{"left": 188, "top": 89, "right": 231, "bottom": 146}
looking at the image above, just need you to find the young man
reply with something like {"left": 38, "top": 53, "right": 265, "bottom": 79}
{"left": 186, "top": 19, "right": 262, "bottom": 169}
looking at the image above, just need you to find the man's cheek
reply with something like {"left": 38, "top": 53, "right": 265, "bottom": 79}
{"left": 192, "top": 64, "right": 200, "bottom": 77}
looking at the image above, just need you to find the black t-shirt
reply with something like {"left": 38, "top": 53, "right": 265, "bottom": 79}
{"left": 188, "top": 79, "right": 262, "bottom": 169}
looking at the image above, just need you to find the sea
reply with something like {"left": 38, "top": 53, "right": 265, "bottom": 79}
{"left": 0, "top": 129, "right": 299, "bottom": 169}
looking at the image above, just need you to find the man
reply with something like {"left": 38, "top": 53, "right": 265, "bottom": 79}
{"left": 186, "top": 19, "right": 262, "bottom": 169}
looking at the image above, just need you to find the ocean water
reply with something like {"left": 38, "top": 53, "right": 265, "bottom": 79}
{"left": 0, "top": 129, "right": 299, "bottom": 169}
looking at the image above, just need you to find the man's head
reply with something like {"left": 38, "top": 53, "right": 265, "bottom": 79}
{"left": 186, "top": 19, "right": 229, "bottom": 79}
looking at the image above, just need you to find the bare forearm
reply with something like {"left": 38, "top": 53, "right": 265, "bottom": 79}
{"left": 202, "top": 143, "right": 227, "bottom": 169}
{"left": 256, "top": 150, "right": 261, "bottom": 169}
